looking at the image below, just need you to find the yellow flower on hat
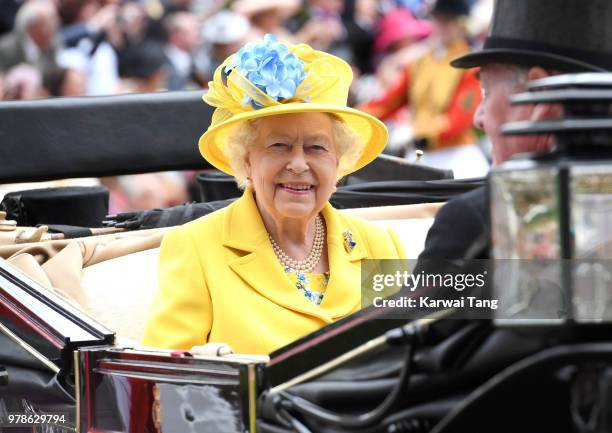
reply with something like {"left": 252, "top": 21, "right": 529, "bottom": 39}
{"left": 198, "top": 34, "right": 388, "bottom": 176}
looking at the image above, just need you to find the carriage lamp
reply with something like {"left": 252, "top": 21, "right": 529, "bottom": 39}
{"left": 491, "top": 73, "right": 612, "bottom": 325}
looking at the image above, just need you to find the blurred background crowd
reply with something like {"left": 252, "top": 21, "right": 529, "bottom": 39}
{"left": 0, "top": 0, "right": 493, "bottom": 213}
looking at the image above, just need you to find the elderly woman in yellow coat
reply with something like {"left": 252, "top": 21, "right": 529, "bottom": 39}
{"left": 142, "top": 35, "right": 405, "bottom": 355}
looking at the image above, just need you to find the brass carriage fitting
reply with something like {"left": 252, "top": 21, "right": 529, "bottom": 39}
{"left": 0, "top": 212, "right": 17, "bottom": 232}
{"left": 415, "top": 150, "right": 424, "bottom": 162}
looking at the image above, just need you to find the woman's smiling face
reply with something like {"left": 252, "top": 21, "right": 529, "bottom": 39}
{"left": 245, "top": 112, "right": 340, "bottom": 221}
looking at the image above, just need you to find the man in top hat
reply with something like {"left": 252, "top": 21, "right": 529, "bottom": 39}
{"left": 359, "top": 0, "right": 485, "bottom": 177}
{"left": 418, "top": 0, "right": 612, "bottom": 261}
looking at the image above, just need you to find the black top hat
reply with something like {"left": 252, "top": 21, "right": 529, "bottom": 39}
{"left": 431, "top": 0, "right": 470, "bottom": 18}
{"left": 1, "top": 186, "right": 109, "bottom": 227}
{"left": 452, "top": 0, "right": 612, "bottom": 72}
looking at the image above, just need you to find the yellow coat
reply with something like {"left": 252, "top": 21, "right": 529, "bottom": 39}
{"left": 142, "top": 188, "right": 405, "bottom": 354}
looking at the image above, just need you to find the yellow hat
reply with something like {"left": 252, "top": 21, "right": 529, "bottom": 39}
{"left": 198, "top": 34, "right": 388, "bottom": 176}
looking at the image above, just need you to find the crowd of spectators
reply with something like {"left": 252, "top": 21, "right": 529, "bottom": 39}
{"left": 0, "top": 0, "right": 493, "bottom": 212}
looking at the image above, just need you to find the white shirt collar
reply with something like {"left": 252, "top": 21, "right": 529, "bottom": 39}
{"left": 22, "top": 33, "right": 41, "bottom": 64}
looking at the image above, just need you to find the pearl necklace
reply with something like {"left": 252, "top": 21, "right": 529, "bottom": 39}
{"left": 269, "top": 215, "right": 325, "bottom": 273}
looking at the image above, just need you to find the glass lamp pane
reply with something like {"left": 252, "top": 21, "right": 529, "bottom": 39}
{"left": 491, "top": 166, "right": 565, "bottom": 324}
{"left": 571, "top": 164, "right": 612, "bottom": 322}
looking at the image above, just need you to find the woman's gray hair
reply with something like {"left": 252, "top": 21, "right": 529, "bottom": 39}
{"left": 225, "top": 115, "right": 366, "bottom": 189}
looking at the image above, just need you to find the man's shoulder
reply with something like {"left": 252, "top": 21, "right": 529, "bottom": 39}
{"left": 437, "top": 186, "right": 487, "bottom": 222}
{"left": 0, "top": 32, "right": 20, "bottom": 59}
{"left": 0, "top": 31, "right": 18, "bottom": 46}
{"left": 418, "top": 186, "right": 489, "bottom": 260}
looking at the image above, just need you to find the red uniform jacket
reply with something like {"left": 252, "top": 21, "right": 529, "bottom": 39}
{"left": 361, "top": 40, "right": 481, "bottom": 150}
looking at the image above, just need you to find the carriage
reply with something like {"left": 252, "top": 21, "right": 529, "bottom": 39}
{"left": 0, "top": 75, "right": 610, "bottom": 432}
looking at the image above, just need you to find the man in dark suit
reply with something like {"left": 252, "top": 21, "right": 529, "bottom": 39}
{"left": 163, "top": 12, "right": 200, "bottom": 91}
{"left": 418, "top": 0, "right": 612, "bottom": 262}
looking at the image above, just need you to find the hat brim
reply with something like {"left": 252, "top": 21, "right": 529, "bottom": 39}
{"left": 198, "top": 103, "right": 389, "bottom": 176}
{"left": 451, "top": 49, "right": 606, "bottom": 72}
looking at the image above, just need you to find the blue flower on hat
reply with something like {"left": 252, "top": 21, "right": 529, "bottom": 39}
{"left": 224, "top": 34, "right": 307, "bottom": 109}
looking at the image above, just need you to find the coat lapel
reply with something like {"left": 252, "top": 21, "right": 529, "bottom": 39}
{"left": 224, "top": 189, "right": 333, "bottom": 322}
{"left": 318, "top": 204, "right": 366, "bottom": 319}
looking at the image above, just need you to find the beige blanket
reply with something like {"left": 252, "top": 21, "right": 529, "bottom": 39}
{"left": 2, "top": 228, "right": 167, "bottom": 340}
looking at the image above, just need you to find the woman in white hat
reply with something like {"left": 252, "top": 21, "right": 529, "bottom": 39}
{"left": 232, "top": 0, "right": 299, "bottom": 42}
